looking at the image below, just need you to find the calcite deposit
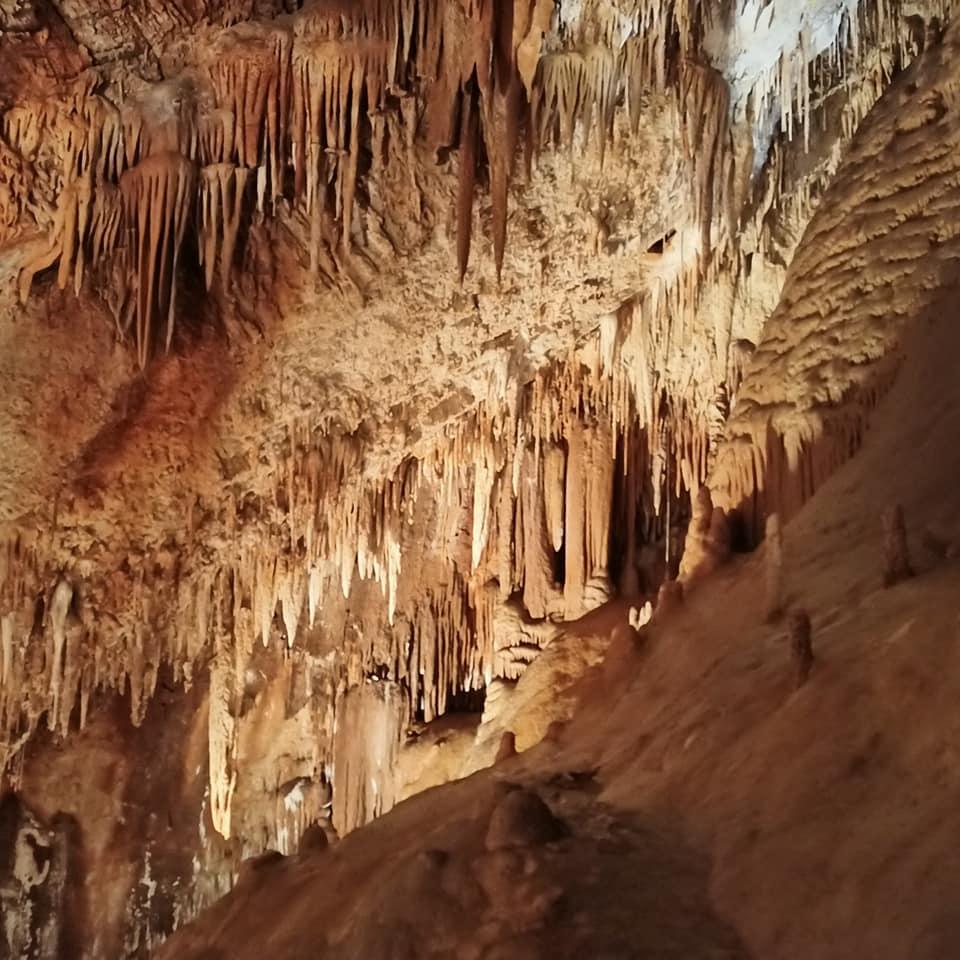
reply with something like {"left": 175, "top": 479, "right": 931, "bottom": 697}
{"left": 0, "top": 0, "right": 955, "bottom": 956}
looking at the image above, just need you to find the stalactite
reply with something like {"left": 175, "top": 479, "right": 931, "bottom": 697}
{"left": 585, "top": 424, "right": 614, "bottom": 579}
{"left": 472, "top": 442, "right": 497, "bottom": 572}
{"left": 208, "top": 652, "right": 239, "bottom": 839}
{"left": 198, "top": 110, "right": 237, "bottom": 167}
{"left": 119, "top": 152, "right": 196, "bottom": 367}
{"left": 199, "top": 163, "right": 250, "bottom": 290}
{"left": 291, "top": 19, "right": 392, "bottom": 251}
{"left": 680, "top": 61, "right": 733, "bottom": 260}
{"left": 520, "top": 447, "right": 556, "bottom": 621}
{"left": 543, "top": 444, "right": 566, "bottom": 552}
{"left": 81, "top": 96, "right": 124, "bottom": 183}
{"left": 210, "top": 23, "right": 292, "bottom": 210}
{"left": 0, "top": 271, "right": 721, "bottom": 790}
{"left": 457, "top": 84, "right": 480, "bottom": 281}
{"left": 331, "top": 679, "right": 405, "bottom": 835}
{"left": 622, "top": 27, "right": 667, "bottom": 132}
{"left": 563, "top": 421, "right": 587, "bottom": 618}
{"left": 46, "top": 580, "right": 72, "bottom": 737}
{"left": 483, "top": 70, "right": 523, "bottom": 281}
{"left": 532, "top": 51, "right": 587, "bottom": 154}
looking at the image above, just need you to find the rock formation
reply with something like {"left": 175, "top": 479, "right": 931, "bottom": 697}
{"left": 882, "top": 503, "right": 915, "bottom": 587}
{"left": 0, "top": 0, "right": 956, "bottom": 955}
{"left": 787, "top": 607, "right": 814, "bottom": 689}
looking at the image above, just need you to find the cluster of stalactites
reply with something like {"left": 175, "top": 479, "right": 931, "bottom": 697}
{"left": 531, "top": 44, "right": 620, "bottom": 159}
{"left": 12, "top": 77, "right": 206, "bottom": 364}
{"left": 8, "top": 0, "right": 524, "bottom": 359}
{"left": 0, "top": 246, "right": 728, "bottom": 796}
{"left": 681, "top": 62, "right": 734, "bottom": 257}
{"left": 397, "top": 578, "right": 488, "bottom": 724}
{"left": 199, "top": 164, "right": 249, "bottom": 292}
{"left": 7, "top": 0, "right": 751, "bottom": 361}
{"left": 13, "top": 24, "right": 304, "bottom": 357}
{"left": 411, "top": 254, "right": 719, "bottom": 632}
{"left": 532, "top": 0, "right": 702, "bottom": 156}
{"left": 8, "top": 0, "right": 951, "bottom": 367}
{"left": 209, "top": 23, "right": 292, "bottom": 202}
{"left": 290, "top": 33, "right": 391, "bottom": 251}
{"left": 0, "top": 533, "right": 175, "bottom": 784}
{"left": 528, "top": 8, "right": 738, "bottom": 271}
{"left": 119, "top": 152, "right": 196, "bottom": 367}
{"left": 744, "top": 0, "right": 953, "bottom": 155}
{"left": 11, "top": 88, "right": 127, "bottom": 303}
{"left": 331, "top": 679, "right": 404, "bottom": 835}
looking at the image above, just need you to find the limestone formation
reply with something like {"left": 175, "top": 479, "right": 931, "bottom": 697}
{"left": 0, "top": 0, "right": 956, "bottom": 954}
{"left": 882, "top": 504, "right": 915, "bottom": 587}
{"left": 297, "top": 821, "right": 329, "bottom": 853}
{"left": 679, "top": 486, "right": 731, "bottom": 583}
{"left": 629, "top": 601, "right": 653, "bottom": 630}
{"left": 787, "top": 609, "right": 814, "bottom": 690}
{"left": 485, "top": 787, "right": 568, "bottom": 851}
{"left": 495, "top": 731, "right": 518, "bottom": 763}
{"left": 655, "top": 578, "right": 684, "bottom": 618}
{"left": 710, "top": 5, "right": 960, "bottom": 532}
{"left": 765, "top": 513, "right": 784, "bottom": 621}
{"left": 544, "top": 720, "right": 566, "bottom": 742}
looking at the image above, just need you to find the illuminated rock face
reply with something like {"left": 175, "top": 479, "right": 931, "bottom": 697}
{"left": 0, "top": 0, "right": 954, "bottom": 954}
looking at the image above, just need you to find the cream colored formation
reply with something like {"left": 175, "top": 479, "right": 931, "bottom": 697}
{"left": 712, "top": 8, "right": 960, "bottom": 535}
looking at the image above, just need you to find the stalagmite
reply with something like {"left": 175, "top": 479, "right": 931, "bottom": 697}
{"left": 679, "top": 486, "right": 730, "bottom": 583}
{"left": 882, "top": 504, "right": 915, "bottom": 587}
{"left": 629, "top": 601, "right": 653, "bottom": 630}
{"left": 765, "top": 513, "right": 784, "bottom": 620}
{"left": 495, "top": 730, "right": 517, "bottom": 762}
{"left": 787, "top": 609, "right": 814, "bottom": 690}
{"left": 655, "top": 578, "right": 683, "bottom": 618}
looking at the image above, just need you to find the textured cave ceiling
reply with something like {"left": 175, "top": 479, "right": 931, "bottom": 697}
{"left": 0, "top": 0, "right": 956, "bottom": 956}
